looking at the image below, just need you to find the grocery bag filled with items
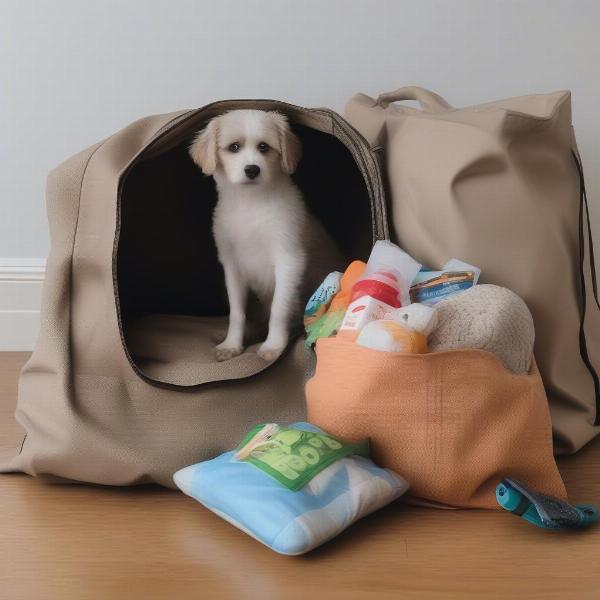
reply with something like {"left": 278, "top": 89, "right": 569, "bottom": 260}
{"left": 305, "top": 241, "right": 568, "bottom": 509}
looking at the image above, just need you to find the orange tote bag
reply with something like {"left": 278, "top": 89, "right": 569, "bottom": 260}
{"left": 306, "top": 338, "right": 566, "bottom": 509}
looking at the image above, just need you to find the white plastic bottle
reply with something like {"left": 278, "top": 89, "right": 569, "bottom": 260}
{"left": 338, "top": 241, "right": 421, "bottom": 339}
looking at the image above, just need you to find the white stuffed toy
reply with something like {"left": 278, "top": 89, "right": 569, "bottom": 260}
{"left": 356, "top": 303, "right": 437, "bottom": 353}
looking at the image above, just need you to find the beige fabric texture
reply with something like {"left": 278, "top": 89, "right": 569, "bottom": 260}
{"left": 0, "top": 101, "right": 387, "bottom": 488}
{"left": 429, "top": 284, "right": 535, "bottom": 375}
{"left": 345, "top": 86, "right": 600, "bottom": 453}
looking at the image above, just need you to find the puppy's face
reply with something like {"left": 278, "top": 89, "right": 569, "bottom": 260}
{"left": 189, "top": 110, "right": 301, "bottom": 185}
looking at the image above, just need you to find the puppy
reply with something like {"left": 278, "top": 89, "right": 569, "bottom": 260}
{"left": 189, "top": 109, "right": 342, "bottom": 362}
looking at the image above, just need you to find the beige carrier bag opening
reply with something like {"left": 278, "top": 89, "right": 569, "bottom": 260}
{"left": 1, "top": 100, "right": 387, "bottom": 488}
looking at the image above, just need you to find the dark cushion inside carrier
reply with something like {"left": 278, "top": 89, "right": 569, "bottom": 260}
{"left": 116, "top": 122, "right": 374, "bottom": 387}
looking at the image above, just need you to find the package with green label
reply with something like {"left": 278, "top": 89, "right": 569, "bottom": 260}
{"left": 173, "top": 422, "right": 409, "bottom": 555}
{"left": 235, "top": 423, "right": 370, "bottom": 490}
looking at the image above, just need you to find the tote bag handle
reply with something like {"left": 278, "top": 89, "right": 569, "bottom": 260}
{"left": 376, "top": 86, "right": 452, "bottom": 111}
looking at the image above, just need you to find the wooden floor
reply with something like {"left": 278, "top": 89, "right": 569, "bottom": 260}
{"left": 1, "top": 353, "right": 599, "bottom": 600}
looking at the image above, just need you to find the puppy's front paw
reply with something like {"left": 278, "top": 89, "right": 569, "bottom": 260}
{"left": 214, "top": 343, "right": 244, "bottom": 362}
{"left": 257, "top": 343, "right": 285, "bottom": 362}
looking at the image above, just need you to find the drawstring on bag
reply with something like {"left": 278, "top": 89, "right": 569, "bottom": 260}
{"left": 572, "top": 150, "right": 600, "bottom": 426}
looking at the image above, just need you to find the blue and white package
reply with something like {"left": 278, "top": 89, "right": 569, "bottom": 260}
{"left": 304, "top": 271, "right": 342, "bottom": 319}
{"left": 410, "top": 259, "right": 481, "bottom": 305}
{"left": 173, "top": 422, "right": 409, "bottom": 555}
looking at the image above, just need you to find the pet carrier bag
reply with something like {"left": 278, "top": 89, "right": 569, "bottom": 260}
{"left": 1, "top": 100, "right": 387, "bottom": 488}
{"left": 345, "top": 86, "right": 600, "bottom": 453}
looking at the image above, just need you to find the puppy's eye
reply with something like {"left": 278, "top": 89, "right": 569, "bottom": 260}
{"left": 257, "top": 142, "right": 269, "bottom": 153}
{"left": 228, "top": 143, "right": 241, "bottom": 153}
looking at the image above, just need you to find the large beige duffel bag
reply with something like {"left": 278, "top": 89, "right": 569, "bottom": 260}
{"left": 1, "top": 100, "right": 386, "bottom": 487}
{"left": 345, "top": 86, "right": 600, "bottom": 453}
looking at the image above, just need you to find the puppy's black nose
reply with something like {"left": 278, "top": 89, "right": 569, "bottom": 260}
{"left": 244, "top": 164, "right": 260, "bottom": 180}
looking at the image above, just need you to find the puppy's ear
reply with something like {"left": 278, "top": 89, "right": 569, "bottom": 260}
{"left": 270, "top": 112, "right": 302, "bottom": 174}
{"left": 189, "top": 117, "right": 219, "bottom": 175}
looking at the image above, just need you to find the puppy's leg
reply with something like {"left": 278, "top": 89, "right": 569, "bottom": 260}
{"left": 258, "top": 256, "right": 302, "bottom": 361}
{"left": 215, "top": 262, "right": 247, "bottom": 361}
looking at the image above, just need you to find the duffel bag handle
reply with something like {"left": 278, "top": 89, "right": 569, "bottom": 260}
{"left": 376, "top": 86, "right": 452, "bottom": 111}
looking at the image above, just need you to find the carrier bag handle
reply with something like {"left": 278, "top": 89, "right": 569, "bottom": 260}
{"left": 376, "top": 86, "right": 452, "bottom": 111}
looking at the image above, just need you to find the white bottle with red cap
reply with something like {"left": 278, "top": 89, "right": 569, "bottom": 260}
{"left": 338, "top": 241, "right": 422, "bottom": 340}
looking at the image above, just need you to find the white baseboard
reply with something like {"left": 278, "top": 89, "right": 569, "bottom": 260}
{"left": 0, "top": 258, "right": 45, "bottom": 351}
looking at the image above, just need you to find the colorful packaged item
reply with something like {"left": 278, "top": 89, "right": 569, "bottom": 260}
{"left": 304, "top": 261, "right": 365, "bottom": 347}
{"left": 339, "top": 241, "right": 421, "bottom": 339}
{"left": 303, "top": 271, "right": 342, "bottom": 327}
{"left": 173, "top": 422, "right": 409, "bottom": 555}
{"left": 233, "top": 422, "right": 370, "bottom": 490}
{"left": 410, "top": 259, "right": 481, "bottom": 305}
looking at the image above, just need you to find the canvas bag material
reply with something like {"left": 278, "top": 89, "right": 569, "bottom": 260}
{"left": 345, "top": 86, "right": 600, "bottom": 453}
{"left": 0, "top": 101, "right": 387, "bottom": 488}
{"left": 306, "top": 338, "right": 567, "bottom": 509}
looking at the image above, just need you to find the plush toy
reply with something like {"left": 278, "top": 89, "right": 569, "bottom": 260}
{"left": 174, "top": 422, "right": 409, "bottom": 555}
{"left": 356, "top": 303, "right": 437, "bottom": 353}
{"left": 429, "top": 284, "right": 535, "bottom": 374}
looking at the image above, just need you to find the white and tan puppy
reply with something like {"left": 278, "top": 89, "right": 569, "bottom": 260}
{"left": 189, "top": 109, "right": 342, "bottom": 362}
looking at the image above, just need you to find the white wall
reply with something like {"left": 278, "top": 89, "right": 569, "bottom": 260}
{"left": 1, "top": 0, "right": 599, "bottom": 347}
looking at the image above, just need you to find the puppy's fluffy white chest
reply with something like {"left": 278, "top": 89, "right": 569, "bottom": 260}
{"left": 213, "top": 182, "right": 307, "bottom": 298}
